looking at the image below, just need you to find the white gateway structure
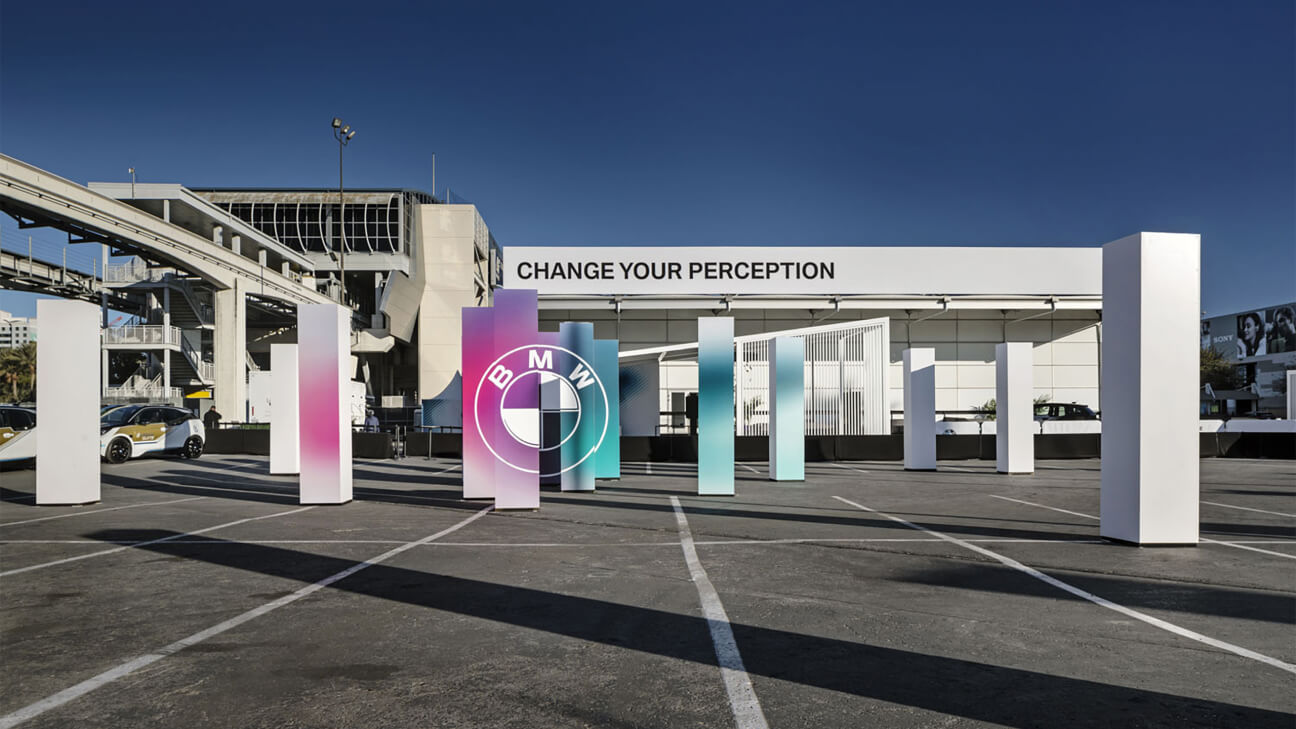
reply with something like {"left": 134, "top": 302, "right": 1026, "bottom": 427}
{"left": 505, "top": 245, "right": 1104, "bottom": 435}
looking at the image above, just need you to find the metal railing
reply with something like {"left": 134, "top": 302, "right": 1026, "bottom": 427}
{"left": 104, "top": 259, "right": 169, "bottom": 284}
{"left": 102, "top": 385, "right": 182, "bottom": 404}
{"left": 102, "top": 325, "right": 181, "bottom": 347}
{"left": 179, "top": 336, "right": 214, "bottom": 381}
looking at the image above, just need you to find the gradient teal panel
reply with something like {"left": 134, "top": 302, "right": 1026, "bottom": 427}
{"left": 559, "top": 322, "right": 596, "bottom": 491}
{"left": 770, "top": 336, "right": 805, "bottom": 481}
{"left": 593, "top": 339, "right": 621, "bottom": 479}
{"left": 698, "top": 317, "right": 735, "bottom": 495}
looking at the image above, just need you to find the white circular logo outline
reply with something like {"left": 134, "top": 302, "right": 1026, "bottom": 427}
{"left": 474, "top": 343, "right": 609, "bottom": 475}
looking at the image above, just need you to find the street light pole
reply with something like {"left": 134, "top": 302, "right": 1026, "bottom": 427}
{"left": 331, "top": 118, "right": 356, "bottom": 306}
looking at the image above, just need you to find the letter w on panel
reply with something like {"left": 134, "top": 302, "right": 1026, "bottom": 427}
{"left": 569, "top": 363, "right": 596, "bottom": 390}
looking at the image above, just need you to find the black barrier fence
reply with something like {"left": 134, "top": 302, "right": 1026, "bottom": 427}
{"left": 207, "top": 429, "right": 1293, "bottom": 460}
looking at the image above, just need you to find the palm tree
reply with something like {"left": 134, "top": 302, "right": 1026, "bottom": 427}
{"left": 0, "top": 342, "right": 36, "bottom": 402}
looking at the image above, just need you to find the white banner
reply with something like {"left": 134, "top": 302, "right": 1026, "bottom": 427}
{"left": 502, "top": 246, "right": 1102, "bottom": 296}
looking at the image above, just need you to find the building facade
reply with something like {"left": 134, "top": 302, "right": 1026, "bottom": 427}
{"left": 1202, "top": 301, "right": 1296, "bottom": 417}
{"left": 0, "top": 310, "right": 36, "bottom": 349}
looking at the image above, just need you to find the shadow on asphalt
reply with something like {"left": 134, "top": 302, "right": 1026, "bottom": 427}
{"left": 85, "top": 530, "right": 1295, "bottom": 729}
{"left": 901, "top": 563, "right": 1296, "bottom": 625}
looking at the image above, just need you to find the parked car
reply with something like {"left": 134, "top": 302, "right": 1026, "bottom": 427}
{"left": 1033, "top": 403, "right": 1099, "bottom": 421}
{"left": 100, "top": 405, "right": 205, "bottom": 464}
{"left": 0, "top": 405, "right": 37, "bottom": 465}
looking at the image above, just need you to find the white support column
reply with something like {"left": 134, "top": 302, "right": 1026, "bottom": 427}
{"left": 1287, "top": 371, "right": 1295, "bottom": 420}
{"left": 270, "top": 343, "right": 300, "bottom": 475}
{"left": 1100, "top": 232, "right": 1200, "bottom": 545}
{"left": 902, "top": 348, "right": 936, "bottom": 470}
{"left": 231, "top": 234, "right": 242, "bottom": 256}
{"left": 995, "top": 342, "right": 1034, "bottom": 474}
{"left": 212, "top": 225, "right": 223, "bottom": 248}
{"left": 213, "top": 279, "right": 247, "bottom": 421}
{"left": 36, "top": 299, "right": 100, "bottom": 504}
{"left": 298, "top": 304, "right": 352, "bottom": 504}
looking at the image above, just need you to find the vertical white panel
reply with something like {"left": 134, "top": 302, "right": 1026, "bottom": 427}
{"left": 995, "top": 342, "right": 1034, "bottom": 474}
{"left": 1100, "top": 233, "right": 1199, "bottom": 544}
{"left": 903, "top": 348, "right": 937, "bottom": 470}
{"left": 36, "top": 299, "right": 100, "bottom": 504}
{"left": 270, "top": 344, "right": 300, "bottom": 475}
{"left": 298, "top": 303, "right": 352, "bottom": 504}
{"left": 1288, "top": 371, "right": 1295, "bottom": 420}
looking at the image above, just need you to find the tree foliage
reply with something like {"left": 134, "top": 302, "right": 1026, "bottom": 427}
{"left": 1200, "top": 346, "right": 1241, "bottom": 391}
{"left": 0, "top": 342, "right": 37, "bottom": 403}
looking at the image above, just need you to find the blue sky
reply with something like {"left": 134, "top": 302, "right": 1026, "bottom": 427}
{"left": 2, "top": 0, "right": 1292, "bottom": 318}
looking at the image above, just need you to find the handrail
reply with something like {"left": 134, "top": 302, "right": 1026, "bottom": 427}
{"left": 179, "top": 335, "right": 214, "bottom": 382}
{"left": 102, "top": 324, "right": 181, "bottom": 347}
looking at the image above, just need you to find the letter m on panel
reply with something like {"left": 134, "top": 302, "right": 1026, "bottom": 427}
{"left": 528, "top": 349, "right": 553, "bottom": 370}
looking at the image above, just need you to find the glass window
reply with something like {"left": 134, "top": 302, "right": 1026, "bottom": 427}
{"left": 8, "top": 410, "right": 34, "bottom": 430}
{"left": 102, "top": 406, "right": 140, "bottom": 427}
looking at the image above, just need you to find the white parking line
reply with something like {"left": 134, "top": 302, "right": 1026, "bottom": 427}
{"left": 836, "top": 495, "right": 1296, "bottom": 675}
{"left": 990, "top": 494, "right": 1296, "bottom": 561}
{"left": 0, "top": 497, "right": 205, "bottom": 528}
{"left": 738, "top": 463, "right": 761, "bottom": 475}
{"left": 1201, "top": 501, "right": 1296, "bottom": 519}
{"left": 0, "top": 506, "right": 492, "bottom": 729}
{"left": 830, "top": 462, "right": 871, "bottom": 475}
{"left": 670, "top": 496, "right": 769, "bottom": 729}
{"left": 0, "top": 506, "right": 316, "bottom": 578}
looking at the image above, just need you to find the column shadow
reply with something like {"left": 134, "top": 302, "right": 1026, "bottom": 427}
{"left": 83, "top": 530, "right": 1293, "bottom": 729}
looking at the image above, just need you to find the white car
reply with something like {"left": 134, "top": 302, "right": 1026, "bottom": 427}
{"left": 0, "top": 405, "right": 37, "bottom": 465}
{"left": 100, "top": 405, "right": 205, "bottom": 464}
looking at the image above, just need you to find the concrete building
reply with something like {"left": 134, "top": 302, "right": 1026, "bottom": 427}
{"left": 1201, "top": 301, "right": 1296, "bottom": 418}
{"left": 0, "top": 310, "right": 37, "bottom": 349}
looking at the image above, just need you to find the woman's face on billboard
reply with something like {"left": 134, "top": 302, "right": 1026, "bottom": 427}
{"left": 1242, "top": 316, "right": 1259, "bottom": 341}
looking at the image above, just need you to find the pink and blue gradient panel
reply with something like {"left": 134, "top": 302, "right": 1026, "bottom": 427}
{"left": 492, "top": 289, "right": 540, "bottom": 509}
{"left": 298, "top": 303, "right": 352, "bottom": 504}
{"left": 461, "top": 307, "right": 494, "bottom": 499}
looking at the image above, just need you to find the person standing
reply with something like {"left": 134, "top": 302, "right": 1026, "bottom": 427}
{"left": 203, "top": 405, "right": 222, "bottom": 431}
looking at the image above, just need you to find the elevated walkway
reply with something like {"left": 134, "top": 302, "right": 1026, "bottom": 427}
{"left": 0, "top": 154, "right": 331, "bottom": 307}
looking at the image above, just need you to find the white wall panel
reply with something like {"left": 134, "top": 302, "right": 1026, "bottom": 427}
{"left": 1052, "top": 342, "right": 1097, "bottom": 366}
{"left": 1032, "top": 342, "right": 1053, "bottom": 365}
{"left": 1053, "top": 366, "right": 1099, "bottom": 389}
{"left": 956, "top": 342, "right": 997, "bottom": 363}
{"left": 1054, "top": 323, "right": 1098, "bottom": 343}
{"left": 910, "top": 321, "right": 957, "bottom": 342}
{"left": 1054, "top": 388, "right": 1100, "bottom": 408}
{"left": 935, "top": 364, "right": 959, "bottom": 388}
{"left": 956, "top": 388, "right": 996, "bottom": 411}
{"left": 957, "top": 364, "right": 996, "bottom": 389}
{"left": 1032, "top": 365, "right": 1054, "bottom": 388}
{"left": 1005, "top": 321, "right": 1053, "bottom": 341}
{"left": 958, "top": 321, "right": 1004, "bottom": 342}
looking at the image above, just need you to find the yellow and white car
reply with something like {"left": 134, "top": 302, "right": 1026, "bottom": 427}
{"left": 100, "top": 405, "right": 205, "bottom": 464}
{"left": 0, "top": 405, "right": 37, "bottom": 465}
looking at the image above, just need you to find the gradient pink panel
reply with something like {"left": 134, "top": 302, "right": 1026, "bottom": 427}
{"left": 461, "top": 307, "right": 494, "bottom": 499}
{"left": 298, "top": 303, "right": 352, "bottom": 504}
{"left": 492, "top": 290, "right": 539, "bottom": 509}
